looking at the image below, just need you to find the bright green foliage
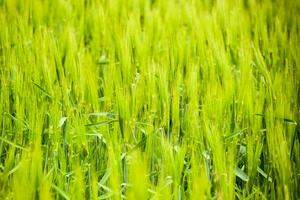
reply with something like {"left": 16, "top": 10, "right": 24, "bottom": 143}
{"left": 0, "top": 0, "right": 299, "bottom": 199}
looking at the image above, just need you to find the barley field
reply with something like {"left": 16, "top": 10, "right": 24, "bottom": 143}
{"left": 0, "top": 0, "right": 299, "bottom": 199}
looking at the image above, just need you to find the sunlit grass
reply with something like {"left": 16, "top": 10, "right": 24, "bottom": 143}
{"left": 0, "top": 0, "right": 299, "bottom": 199}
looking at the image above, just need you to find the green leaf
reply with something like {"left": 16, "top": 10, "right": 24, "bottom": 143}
{"left": 52, "top": 184, "right": 70, "bottom": 200}
{"left": 58, "top": 117, "right": 67, "bottom": 127}
{"left": 85, "top": 119, "right": 118, "bottom": 127}
{"left": 257, "top": 167, "right": 272, "bottom": 182}
{"left": 235, "top": 167, "right": 249, "bottom": 182}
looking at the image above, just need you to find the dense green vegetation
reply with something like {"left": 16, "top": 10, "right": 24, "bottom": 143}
{"left": 0, "top": 0, "right": 299, "bottom": 199}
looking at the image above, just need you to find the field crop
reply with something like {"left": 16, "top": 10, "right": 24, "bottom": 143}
{"left": 0, "top": 0, "right": 299, "bottom": 199}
